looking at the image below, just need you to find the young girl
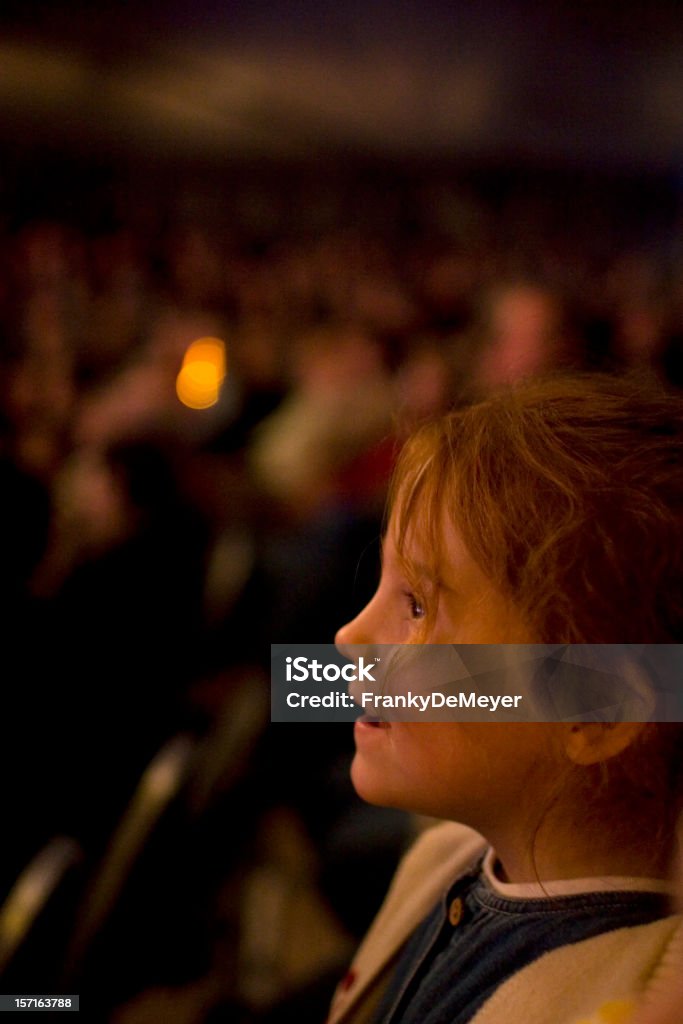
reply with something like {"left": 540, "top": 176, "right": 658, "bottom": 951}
{"left": 329, "top": 374, "right": 683, "bottom": 1024}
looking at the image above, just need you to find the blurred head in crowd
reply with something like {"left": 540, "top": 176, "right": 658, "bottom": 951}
{"left": 474, "top": 282, "right": 568, "bottom": 389}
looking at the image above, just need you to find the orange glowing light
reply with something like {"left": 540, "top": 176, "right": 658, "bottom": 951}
{"left": 176, "top": 337, "right": 227, "bottom": 409}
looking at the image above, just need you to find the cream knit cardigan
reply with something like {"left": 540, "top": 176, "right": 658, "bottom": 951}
{"left": 327, "top": 822, "right": 683, "bottom": 1024}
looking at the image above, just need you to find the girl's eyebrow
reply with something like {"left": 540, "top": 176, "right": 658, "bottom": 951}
{"left": 381, "top": 537, "right": 454, "bottom": 594}
{"left": 415, "top": 563, "right": 454, "bottom": 593}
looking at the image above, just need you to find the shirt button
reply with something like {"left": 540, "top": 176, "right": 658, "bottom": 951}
{"left": 448, "top": 897, "right": 464, "bottom": 926}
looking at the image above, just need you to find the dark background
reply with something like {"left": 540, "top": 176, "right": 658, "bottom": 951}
{"left": 0, "top": 0, "right": 682, "bottom": 169}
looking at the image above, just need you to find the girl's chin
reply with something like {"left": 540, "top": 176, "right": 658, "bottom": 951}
{"left": 350, "top": 751, "right": 401, "bottom": 809}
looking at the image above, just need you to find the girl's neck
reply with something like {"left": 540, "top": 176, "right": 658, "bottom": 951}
{"left": 490, "top": 799, "right": 673, "bottom": 885}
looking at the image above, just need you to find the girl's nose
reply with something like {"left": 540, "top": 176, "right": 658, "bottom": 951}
{"left": 335, "top": 598, "right": 376, "bottom": 648}
{"left": 335, "top": 614, "right": 363, "bottom": 648}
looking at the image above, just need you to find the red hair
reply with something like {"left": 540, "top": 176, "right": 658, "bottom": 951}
{"left": 390, "top": 373, "right": 683, "bottom": 643}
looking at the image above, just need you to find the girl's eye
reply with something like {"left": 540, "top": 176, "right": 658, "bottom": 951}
{"left": 404, "top": 591, "right": 426, "bottom": 620}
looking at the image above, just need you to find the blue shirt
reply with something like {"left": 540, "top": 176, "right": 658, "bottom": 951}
{"left": 374, "top": 855, "right": 670, "bottom": 1024}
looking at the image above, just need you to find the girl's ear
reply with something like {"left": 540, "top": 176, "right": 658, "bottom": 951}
{"left": 564, "top": 721, "right": 646, "bottom": 766}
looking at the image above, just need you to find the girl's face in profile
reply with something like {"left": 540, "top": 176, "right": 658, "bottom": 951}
{"left": 335, "top": 514, "right": 563, "bottom": 836}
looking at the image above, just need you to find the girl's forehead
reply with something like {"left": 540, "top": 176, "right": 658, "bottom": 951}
{"left": 385, "top": 507, "right": 490, "bottom": 596}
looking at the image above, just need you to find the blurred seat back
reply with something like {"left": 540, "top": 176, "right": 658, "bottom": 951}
{"left": 186, "top": 668, "right": 269, "bottom": 817}
{"left": 62, "top": 733, "right": 195, "bottom": 986}
{"left": 0, "top": 836, "right": 83, "bottom": 990}
{"left": 60, "top": 682, "right": 269, "bottom": 1011}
